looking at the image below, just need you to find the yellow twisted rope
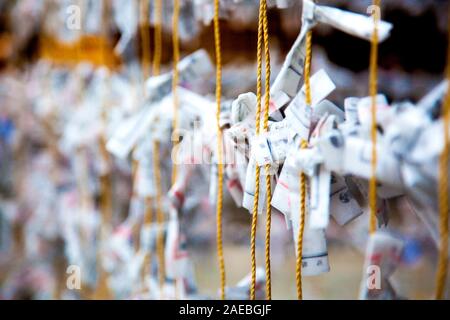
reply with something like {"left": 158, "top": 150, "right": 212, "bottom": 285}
{"left": 140, "top": 0, "right": 151, "bottom": 80}
{"left": 260, "top": 0, "right": 273, "bottom": 300}
{"left": 150, "top": 0, "right": 165, "bottom": 297}
{"left": 142, "top": 197, "right": 155, "bottom": 281}
{"left": 171, "top": 0, "right": 180, "bottom": 186}
{"left": 139, "top": 0, "right": 151, "bottom": 226}
{"left": 250, "top": 0, "right": 265, "bottom": 300}
{"left": 213, "top": 0, "right": 226, "bottom": 300}
{"left": 153, "top": 140, "right": 166, "bottom": 293}
{"left": 138, "top": 0, "right": 155, "bottom": 290}
{"left": 435, "top": 7, "right": 450, "bottom": 300}
{"left": 294, "top": 23, "right": 313, "bottom": 301}
{"left": 296, "top": 140, "right": 308, "bottom": 300}
{"left": 304, "top": 31, "right": 312, "bottom": 107}
{"left": 93, "top": 0, "right": 113, "bottom": 300}
{"left": 152, "top": 0, "right": 162, "bottom": 77}
{"left": 368, "top": 0, "right": 380, "bottom": 234}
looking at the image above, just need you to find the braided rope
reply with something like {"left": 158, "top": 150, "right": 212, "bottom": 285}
{"left": 152, "top": 0, "right": 163, "bottom": 77}
{"left": 435, "top": 6, "right": 450, "bottom": 300}
{"left": 171, "top": 0, "right": 180, "bottom": 186}
{"left": 142, "top": 197, "right": 155, "bottom": 283}
{"left": 260, "top": 0, "right": 273, "bottom": 300}
{"left": 304, "top": 31, "right": 312, "bottom": 107}
{"left": 250, "top": 0, "right": 265, "bottom": 300}
{"left": 368, "top": 0, "right": 380, "bottom": 234}
{"left": 140, "top": 0, "right": 151, "bottom": 79}
{"left": 296, "top": 140, "right": 308, "bottom": 300}
{"left": 294, "top": 21, "right": 313, "bottom": 301}
{"left": 153, "top": 140, "right": 166, "bottom": 294}
{"left": 213, "top": 0, "right": 226, "bottom": 300}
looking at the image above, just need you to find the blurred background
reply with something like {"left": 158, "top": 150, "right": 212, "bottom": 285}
{"left": 0, "top": 0, "right": 448, "bottom": 299}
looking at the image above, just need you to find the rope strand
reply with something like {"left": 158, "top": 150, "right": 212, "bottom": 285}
{"left": 304, "top": 31, "right": 312, "bottom": 107}
{"left": 152, "top": 0, "right": 163, "bottom": 77}
{"left": 150, "top": 0, "right": 165, "bottom": 298}
{"left": 213, "top": 0, "right": 226, "bottom": 300}
{"left": 435, "top": 5, "right": 450, "bottom": 300}
{"left": 153, "top": 140, "right": 166, "bottom": 294}
{"left": 369, "top": 0, "right": 380, "bottom": 234}
{"left": 250, "top": 0, "right": 265, "bottom": 300}
{"left": 141, "top": 197, "right": 155, "bottom": 284}
{"left": 171, "top": 0, "right": 181, "bottom": 186}
{"left": 138, "top": 0, "right": 154, "bottom": 292}
{"left": 260, "top": 0, "right": 273, "bottom": 300}
{"left": 296, "top": 140, "right": 308, "bottom": 300}
{"left": 295, "top": 22, "right": 313, "bottom": 301}
{"left": 140, "top": 0, "right": 151, "bottom": 80}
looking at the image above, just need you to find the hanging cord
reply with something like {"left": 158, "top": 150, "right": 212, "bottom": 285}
{"left": 98, "top": 0, "right": 113, "bottom": 227}
{"left": 138, "top": 0, "right": 154, "bottom": 288}
{"left": 171, "top": 0, "right": 181, "bottom": 186}
{"left": 153, "top": 0, "right": 162, "bottom": 76}
{"left": 150, "top": 0, "right": 165, "bottom": 297}
{"left": 93, "top": 0, "right": 114, "bottom": 300}
{"left": 171, "top": 0, "right": 182, "bottom": 300}
{"left": 368, "top": 0, "right": 380, "bottom": 234}
{"left": 250, "top": 0, "right": 265, "bottom": 300}
{"left": 295, "top": 140, "right": 308, "bottom": 300}
{"left": 138, "top": 0, "right": 152, "bottom": 238}
{"left": 141, "top": 197, "right": 155, "bottom": 281}
{"left": 260, "top": 0, "right": 273, "bottom": 300}
{"left": 294, "top": 24, "right": 313, "bottom": 301}
{"left": 304, "top": 31, "right": 313, "bottom": 108}
{"left": 153, "top": 140, "right": 166, "bottom": 293}
{"left": 435, "top": 6, "right": 450, "bottom": 300}
{"left": 130, "top": 0, "right": 149, "bottom": 257}
{"left": 213, "top": 0, "right": 226, "bottom": 300}
{"left": 140, "top": 0, "right": 151, "bottom": 80}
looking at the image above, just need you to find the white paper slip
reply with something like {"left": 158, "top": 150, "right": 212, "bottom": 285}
{"left": 106, "top": 102, "right": 157, "bottom": 159}
{"left": 309, "top": 164, "right": 331, "bottom": 229}
{"left": 292, "top": 208, "right": 330, "bottom": 276}
{"left": 330, "top": 185, "right": 364, "bottom": 226}
{"left": 252, "top": 134, "right": 274, "bottom": 166}
{"left": 311, "top": 0, "right": 393, "bottom": 42}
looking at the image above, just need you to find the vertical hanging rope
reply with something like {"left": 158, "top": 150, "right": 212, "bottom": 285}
{"left": 93, "top": 0, "right": 114, "bottom": 300}
{"left": 140, "top": 0, "right": 151, "bottom": 80}
{"left": 171, "top": 0, "right": 181, "bottom": 186}
{"left": 138, "top": 0, "right": 154, "bottom": 289}
{"left": 153, "top": 0, "right": 162, "bottom": 76}
{"left": 98, "top": 0, "right": 113, "bottom": 227}
{"left": 213, "top": 0, "right": 226, "bottom": 300}
{"left": 435, "top": 6, "right": 450, "bottom": 300}
{"left": 294, "top": 22, "right": 313, "bottom": 301}
{"left": 153, "top": 140, "right": 166, "bottom": 293}
{"left": 261, "top": 0, "right": 273, "bottom": 300}
{"left": 368, "top": 0, "right": 380, "bottom": 234}
{"left": 171, "top": 0, "right": 182, "bottom": 300}
{"left": 304, "top": 31, "right": 313, "bottom": 108}
{"left": 250, "top": 0, "right": 265, "bottom": 300}
{"left": 296, "top": 140, "right": 308, "bottom": 300}
{"left": 150, "top": 0, "right": 165, "bottom": 297}
{"left": 142, "top": 197, "right": 155, "bottom": 280}
{"left": 138, "top": 0, "right": 152, "bottom": 234}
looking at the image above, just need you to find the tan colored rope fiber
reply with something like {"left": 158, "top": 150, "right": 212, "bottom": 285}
{"left": 213, "top": 0, "right": 227, "bottom": 300}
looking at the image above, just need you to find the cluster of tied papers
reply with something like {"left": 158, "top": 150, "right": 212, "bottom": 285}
{"left": 0, "top": 0, "right": 449, "bottom": 300}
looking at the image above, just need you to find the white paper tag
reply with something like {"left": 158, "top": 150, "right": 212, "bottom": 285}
{"left": 252, "top": 134, "right": 273, "bottom": 166}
